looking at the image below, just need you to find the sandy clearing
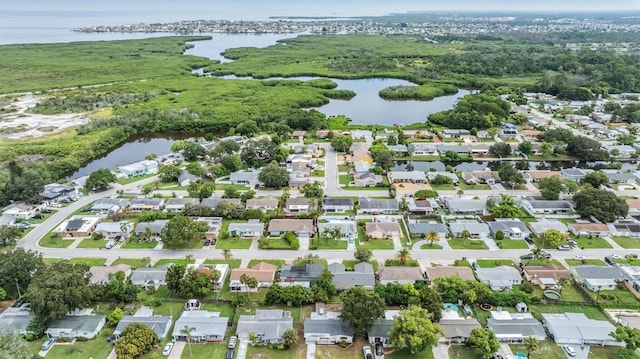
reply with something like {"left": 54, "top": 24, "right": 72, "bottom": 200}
{"left": 0, "top": 93, "right": 90, "bottom": 139}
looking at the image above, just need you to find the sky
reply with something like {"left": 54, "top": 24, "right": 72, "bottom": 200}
{"left": 2, "top": 0, "right": 639, "bottom": 15}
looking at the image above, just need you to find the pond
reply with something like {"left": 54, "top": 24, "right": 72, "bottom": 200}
{"left": 184, "top": 33, "right": 300, "bottom": 63}
{"left": 67, "top": 133, "right": 193, "bottom": 179}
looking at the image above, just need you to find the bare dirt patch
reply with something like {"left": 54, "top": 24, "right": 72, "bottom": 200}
{"left": 0, "top": 93, "right": 89, "bottom": 139}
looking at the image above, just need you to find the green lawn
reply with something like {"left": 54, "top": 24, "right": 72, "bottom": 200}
{"left": 448, "top": 345, "right": 479, "bottom": 359}
{"left": 215, "top": 184, "right": 249, "bottom": 191}
{"left": 68, "top": 257, "right": 106, "bottom": 266}
{"left": 496, "top": 239, "right": 529, "bottom": 249}
{"left": 448, "top": 239, "right": 489, "bottom": 250}
{"left": 560, "top": 284, "right": 589, "bottom": 303}
{"left": 529, "top": 303, "right": 608, "bottom": 321}
{"left": 611, "top": 236, "right": 640, "bottom": 249}
{"left": 339, "top": 174, "right": 354, "bottom": 185}
{"left": 429, "top": 183, "right": 455, "bottom": 190}
{"left": 358, "top": 239, "right": 394, "bottom": 250}
{"left": 204, "top": 259, "right": 241, "bottom": 269}
{"left": 511, "top": 339, "right": 566, "bottom": 359}
{"left": 111, "top": 258, "right": 151, "bottom": 269}
{"left": 476, "top": 259, "right": 516, "bottom": 268}
{"left": 154, "top": 258, "right": 195, "bottom": 267}
{"left": 342, "top": 260, "right": 379, "bottom": 272}
{"left": 570, "top": 235, "right": 612, "bottom": 249}
{"left": 420, "top": 243, "right": 443, "bottom": 249}
{"left": 387, "top": 348, "right": 434, "bottom": 359}
{"left": 457, "top": 182, "right": 491, "bottom": 190}
{"left": 180, "top": 342, "right": 228, "bottom": 359}
{"left": 44, "top": 328, "right": 113, "bottom": 359}
{"left": 76, "top": 238, "right": 110, "bottom": 248}
{"left": 216, "top": 237, "right": 253, "bottom": 249}
{"left": 117, "top": 173, "right": 155, "bottom": 184}
{"left": 198, "top": 303, "right": 236, "bottom": 318}
{"left": 565, "top": 259, "right": 607, "bottom": 266}
{"left": 122, "top": 239, "right": 159, "bottom": 249}
{"left": 313, "top": 237, "right": 349, "bottom": 250}
{"left": 38, "top": 235, "right": 74, "bottom": 248}
{"left": 247, "top": 259, "right": 286, "bottom": 268}
{"left": 42, "top": 258, "right": 62, "bottom": 265}
{"left": 587, "top": 288, "right": 640, "bottom": 306}
{"left": 311, "top": 170, "right": 325, "bottom": 177}
{"left": 588, "top": 347, "right": 628, "bottom": 359}
{"left": 260, "top": 237, "right": 293, "bottom": 249}
{"left": 164, "top": 240, "right": 204, "bottom": 250}
{"left": 337, "top": 164, "right": 349, "bottom": 172}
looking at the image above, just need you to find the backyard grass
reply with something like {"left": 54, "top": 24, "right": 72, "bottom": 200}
{"left": 496, "top": 239, "right": 529, "bottom": 249}
{"left": 313, "top": 237, "right": 349, "bottom": 250}
{"left": 476, "top": 259, "right": 516, "bottom": 268}
{"left": 44, "top": 328, "right": 114, "bottom": 359}
{"left": 337, "top": 164, "right": 349, "bottom": 172}
{"left": 339, "top": 174, "right": 354, "bottom": 185}
{"left": 204, "top": 259, "right": 241, "bottom": 269}
{"left": 448, "top": 239, "right": 489, "bottom": 250}
{"left": 154, "top": 257, "right": 195, "bottom": 267}
{"left": 588, "top": 347, "right": 627, "bottom": 359}
{"left": 586, "top": 288, "right": 640, "bottom": 306}
{"left": 38, "top": 235, "right": 74, "bottom": 248}
{"left": 358, "top": 239, "right": 394, "bottom": 250}
{"left": 76, "top": 238, "right": 110, "bottom": 248}
{"left": 565, "top": 259, "right": 607, "bottom": 266}
{"left": 111, "top": 258, "right": 151, "bottom": 269}
{"left": 216, "top": 238, "right": 253, "bottom": 249}
{"left": 570, "top": 235, "right": 612, "bottom": 249}
{"left": 510, "top": 338, "right": 566, "bottom": 359}
{"left": 122, "top": 239, "right": 158, "bottom": 249}
{"left": 342, "top": 260, "right": 379, "bottom": 272}
{"left": 611, "top": 236, "right": 640, "bottom": 249}
{"left": 67, "top": 257, "right": 106, "bottom": 266}
{"left": 530, "top": 303, "right": 608, "bottom": 321}
{"left": 247, "top": 259, "right": 286, "bottom": 268}
{"left": 560, "top": 284, "right": 589, "bottom": 303}
{"left": 420, "top": 243, "right": 443, "bottom": 249}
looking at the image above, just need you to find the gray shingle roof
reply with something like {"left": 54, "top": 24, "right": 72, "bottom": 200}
{"left": 304, "top": 317, "right": 354, "bottom": 337}
{"left": 487, "top": 220, "right": 530, "bottom": 235}
{"left": 409, "top": 223, "right": 449, "bottom": 235}
{"left": 323, "top": 198, "right": 354, "bottom": 207}
{"left": 573, "top": 265, "right": 623, "bottom": 280}
{"left": 359, "top": 198, "right": 398, "bottom": 210}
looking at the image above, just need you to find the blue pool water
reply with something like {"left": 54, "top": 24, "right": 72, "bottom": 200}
{"left": 443, "top": 303, "right": 459, "bottom": 311}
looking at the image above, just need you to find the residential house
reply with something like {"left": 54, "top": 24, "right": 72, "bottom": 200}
{"left": 268, "top": 219, "right": 315, "bottom": 238}
{"left": 449, "top": 222, "right": 490, "bottom": 239}
{"left": 237, "top": 310, "right": 293, "bottom": 345}
{"left": 353, "top": 160, "right": 373, "bottom": 174}
{"left": 317, "top": 220, "right": 357, "bottom": 241}
{"left": 408, "top": 222, "right": 449, "bottom": 239}
{"left": 0, "top": 305, "right": 34, "bottom": 335}
{"left": 424, "top": 266, "right": 476, "bottom": 285}
{"left": 90, "top": 198, "right": 130, "bottom": 213}
{"left": 279, "top": 264, "right": 324, "bottom": 287}
{"left": 436, "top": 144, "right": 470, "bottom": 155}
{"left": 365, "top": 220, "right": 402, "bottom": 239}
{"left": 357, "top": 198, "right": 398, "bottom": 215}
{"left": 378, "top": 266, "right": 424, "bottom": 285}
{"left": 602, "top": 170, "right": 638, "bottom": 184}
{"left": 353, "top": 172, "right": 383, "bottom": 187}
{"left": 329, "top": 262, "right": 375, "bottom": 291}
{"left": 178, "top": 169, "right": 199, "bottom": 186}
{"left": 119, "top": 160, "right": 159, "bottom": 178}
{"left": 165, "top": 198, "right": 198, "bottom": 212}
{"left": 114, "top": 307, "right": 172, "bottom": 340}
{"left": 487, "top": 219, "right": 531, "bottom": 239}
{"left": 475, "top": 266, "right": 522, "bottom": 290}
{"left": 172, "top": 311, "right": 229, "bottom": 342}
{"left": 487, "top": 311, "right": 546, "bottom": 343}
{"left": 388, "top": 171, "right": 427, "bottom": 184}
{"left": 469, "top": 143, "right": 490, "bottom": 156}
{"left": 304, "top": 308, "right": 354, "bottom": 345}
{"left": 603, "top": 145, "right": 636, "bottom": 156}
{"left": 521, "top": 198, "right": 574, "bottom": 215}
{"left": 498, "top": 128, "right": 518, "bottom": 139}
{"left": 439, "top": 318, "right": 482, "bottom": 344}
{"left": 617, "top": 264, "right": 640, "bottom": 291}
{"left": 405, "top": 197, "right": 439, "bottom": 215}
{"left": 200, "top": 197, "right": 242, "bottom": 211}
{"left": 528, "top": 220, "right": 568, "bottom": 237}
{"left": 350, "top": 142, "right": 373, "bottom": 163}
{"left": 609, "top": 220, "right": 640, "bottom": 238}
{"left": 409, "top": 143, "right": 438, "bottom": 156}
{"left": 93, "top": 220, "right": 133, "bottom": 238}
{"left": 129, "top": 198, "right": 165, "bottom": 212}
{"left": 627, "top": 199, "right": 640, "bottom": 216}
{"left": 53, "top": 216, "right": 100, "bottom": 237}
{"left": 289, "top": 170, "right": 310, "bottom": 188}
{"left": 194, "top": 217, "right": 223, "bottom": 240}
{"left": 543, "top": 312, "right": 622, "bottom": 346}
{"left": 368, "top": 310, "right": 400, "bottom": 348}
{"left": 228, "top": 220, "right": 264, "bottom": 238}
{"left": 461, "top": 170, "right": 496, "bottom": 185}
{"left": 130, "top": 263, "right": 171, "bottom": 290}
{"left": 441, "top": 129, "right": 471, "bottom": 138}
{"left": 229, "top": 169, "right": 262, "bottom": 189}
{"left": 89, "top": 264, "right": 132, "bottom": 286}
{"left": 444, "top": 198, "right": 487, "bottom": 215}
{"left": 41, "top": 183, "right": 76, "bottom": 203}
{"left": 322, "top": 198, "right": 354, "bottom": 213}
{"left": 522, "top": 130, "right": 542, "bottom": 140}
{"left": 350, "top": 130, "right": 373, "bottom": 142}
{"left": 561, "top": 168, "right": 593, "bottom": 182}
{"left": 45, "top": 313, "right": 106, "bottom": 339}
{"left": 218, "top": 135, "right": 249, "bottom": 146}
{"left": 568, "top": 223, "right": 611, "bottom": 237}
{"left": 522, "top": 265, "right": 571, "bottom": 289}
{"left": 571, "top": 265, "right": 623, "bottom": 292}
{"left": 229, "top": 262, "right": 278, "bottom": 292}
{"left": 403, "top": 130, "right": 431, "bottom": 139}
{"left": 246, "top": 196, "right": 279, "bottom": 211}
{"left": 285, "top": 197, "right": 310, "bottom": 213}
{"left": 426, "top": 171, "right": 459, "bottom": 184}
{"left": 387, "top": 144, "right": 408, "bottom": 155}
{"left": 1, "top": 202, "right": 38, "bottom": 219}
{"left": 194, "top": 264, "right": 229, "bottom": 290}
{"left": 134, "top": 220, "right": 168, "bottom": 237}
{"left": 291, "top": 130, "right": 306, "bottom": 138}
{"left": 522, "top": 170, "right": 561, "bottom": 183}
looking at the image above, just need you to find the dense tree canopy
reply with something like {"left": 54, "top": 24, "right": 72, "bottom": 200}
{"left": 3, "top": 162, "right": 47, "bottom": 204}
{"left": 537, "top": 176, "right": 579, "bottom": 200}
{"left": 86, "top": 168, "right": 117, "bottom": 191}
{"left": 259, "top": 161, "right": 289, "bottom": 189}
{"left": 0, "top": 248, "right": 44, "bottom": 299}
{"left": 389, "top": 306, "right": 444, "bottom": 354}
{"left": 161, "top": 216, "right": 208, "bottom": 248}
{"left": 340, "top": 287, "right": 386, "bottom": 337}
{"left": 469, "top": 327, "right": 500, "bottom": 359}
{"left": 115, "top": 323, "right": 159, "bottom": 359}
{"left": 330, "top": 135, "right": 353, "bottom": 152}
{"left": 581, "top": 171, "right": 609, "bottom": 188}
{"left": 428, "top": 93, "right": 511, "bottom": 130}
{"left": 573, "top": 188, "right": 628, "bottom": 222}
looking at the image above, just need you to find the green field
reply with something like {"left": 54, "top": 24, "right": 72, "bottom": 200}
{"left": 496, "top": 239, "right": 529, "bottom": 249}
{"left": 76, "top": 238, "right": 110, "bottom": 248}
{"left": 448, "top": 239, "right": 489, "bottom": 250}
{"left": 611, "top": 236, "right": 640, "bottom": 249}
{"left": 216, "top": 237, "right": 253, "bottom": 249}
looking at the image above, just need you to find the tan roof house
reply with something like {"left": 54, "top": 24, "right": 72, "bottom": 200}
{"left": 424, "top": 266, "right": 476, "bottom": 285}
{"left": 350, "top": 143, "right": 373, "bottom": 164}
{"left": 378, "top": 266, "right": 424, "bottom": 285}
{"left": 89, "top": 264, "right": 132, "bottom": 285}
{"left": 365, "top": 221, "right": 401, "bottom": 239}
{"left": 522, "top": 265, "right": 571, "bottom": 289}
{"left": 246, "top": 196, "right": 279, "bottom": 210}
{"left": 268, "top": 219, "right": 315, "bottom": 237}
{"left": 569, "top": 223, "right": 611, "bottom": 237}
{"left": 627, "top": 199, "right": 640, "bottom": 216}
{"left": 229, "top": 262, "right": 278, "bottom": 292}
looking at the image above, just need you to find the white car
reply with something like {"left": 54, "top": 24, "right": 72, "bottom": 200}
{"left": 563, "top": 345, "right": 576, "bottom": 357}
{"left": 162, "top": 342, "right": 174, "bottom": 356}
{"left": 610, "top": 254, "right": 622, "bottom": 259}
{"left": 573, "top": 255, "right": 585, "bottom": 260}
{"left": 363, "top": 346, "right": 373, "bottom": 359}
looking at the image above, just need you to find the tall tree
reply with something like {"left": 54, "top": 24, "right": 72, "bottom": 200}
{"left": 330, "top": 135, "right": 353, "bottom": 152}
{"left": 340, "top": 287, "right": 386, "bottom": 337}
{"left": 469, "top": 327, "right": 500, "bottom": 359}
{"left": 258, "top": 161, "right": 289, "bottom": 189}
{"left": 182, "top": 142, "right": 206, "bottom": 162}
{"left": 161, "top": 216, "right": 207, "bottom": 248}
{"left": 542, "top": 229, "right": 565, "bottom": 247}
{"left": 0, "top": 248, "right": 44, "bottom": 298}
{"left": 179, "top": 268, "right": 213, "bottom": 297}
{"left": 581, "top": 171, "right": 609, "bottom": 188}
{"left": 181, "top": 325, "right": 196, "bottom": 356}
{"left": 223, "top": 249, "right": 233, "bottom": 265}
{"left": 389, "top": 306, "right": 444, "bottom": 354}
{"left": 573, "top": 188, "right": 628, "bottom": 223}
{"left": 282, "top": 327, "right": 299, "bottom": 349}
{"left": 0, "top": 330, "right": 39, "bottom": 359}
{"left": 426, "top": 231, "right": 440, "bottom": 247}
{"left": 3, "top": 163, "right": 47, "bottom": 204}
{"left": 158, "top": 164, "right": 181, "bottom": 182}
{"left": 396, "top": 248, "right": 412, "bottom": 266}
{"left": 489, "top": 142, "right": 512, "bottom": 157}
{"left": 487, "top": 194, "right": 520, "bottom": 218}
{"left": 537, "top": 176, "right": 579, "bottom": 200}
{"left": 611, "top": 326, "right": 640, "bottom": 350}
{"left": 354, "top": 247, "right": 373, "bottom": 263}
{"left": 497, "top": 163, "right": 525, "bottom": 188}
{"left": 86, "top": 168, "right": 117, "bottom": 191}
{"left": 114, "top": 323, "right": 159, "bottom": 359}
{"left": 166, "top": 263, "right": 186, "bottom": 293}
{"left": 0, "top": 225, "right": 23, "bottom": 246}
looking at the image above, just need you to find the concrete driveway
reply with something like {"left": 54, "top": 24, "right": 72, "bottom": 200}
{"left": 168, "top": 341, "right": 185, "bottom": 359}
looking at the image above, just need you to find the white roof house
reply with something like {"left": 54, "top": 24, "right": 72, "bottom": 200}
{"left": 543, "top": 312, "right": 622, "bottom": 346}
{"left": 172, "top": 311, "right": 229, "bottom": 343}
{"left": 475, "top": 266, "right": 522, "bottom": 290}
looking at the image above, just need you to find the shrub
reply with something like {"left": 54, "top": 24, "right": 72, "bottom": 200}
{"left": 338, "top": 340, "right": 350, "bottom": 348}
{"left": 284, "top": 232, "right": 300, "bottom": 250}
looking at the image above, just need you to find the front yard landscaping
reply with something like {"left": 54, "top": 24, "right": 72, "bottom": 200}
{"left": 448, "top": 238, "right": 489, "bottom": 250}
{"left": 476, "top": 259, "right": 516, "bottom": 268}
{"left": 570, "top": 235, "right": 612, "bottom": 249}
{"left": 38, "top": 234, "right": 74, "bottom": 248}
{"left": 312, "top": 237, "right": 349, "bottom": 250}
{"left": 259, "top": 237, "right": 294, "bottom": 249}
{"left": 611, "top": 236, "right": 640, "bottom": 249}
{"left": 216, "top": 237, "right": 253, "bottom": 249}
{"left": 44, "top": 328, "right": 114, "bottom": 359}
{"left": 339, "top": 174, "right": 354, "bottom": 185}
{"left": 496, "top": 238, "right": 529, "bottom": 249}
{"left": 111, "top": 258, "right": 151, "bottom": 269}
{"left": 420, "top": 243, "right": 443, "bottom": 249}
{"left": 76, "top": 238, "right": 109, "bottom": 248}
{"left": 565, "top": 259, "right": 607, "bottom": 266}
{"left": 67, "top": 257, "right": 106, "bottom": 266}
{"left": 358, "top": 239, "right": 394, "bottom": 250}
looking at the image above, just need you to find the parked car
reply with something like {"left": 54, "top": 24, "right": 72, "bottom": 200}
{"left": 375, "top": 342, "right": 383, "bottom": 356}
{"left": 363, "top": 346, "right": 373, "bottom": 359}
{"left": 563, "top": 345, "right": 576, "bottom": 357}
{"left": 204, "top": 239, "right": 211, "bottom": 246}
{"left": 573, "top": 255, "right": 585, "bottom": 260}
{"left": 557, "top": 245, "right": 571, "bottom": 251}
{"left": 41, "top": 338, "right": 55, "bottom": 351}
{"left": 226, "top": 348, "right": 235, "bottom": 359}
{"left": 610, "top": 254, "right": 622, "bottom": 259}
{"left": 228, "top": 336, "right": 237, "bottom": 349}
{"left": 162, "top": 342, "right": 174, "bottom": 356}
{"left": 520, "top": 254, "right": 533, "bottom": 260}
{"left": 567, "top": 240, "right": 578, "bottom": 247}
{"left": 626, "top": 254, "right": 639, "bottom": 259}
{"left": 105, "top": 240, "right": 116, "bottom": 249}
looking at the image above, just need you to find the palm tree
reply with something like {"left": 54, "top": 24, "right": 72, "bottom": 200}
{"left": 222, "top": 249, "right": 233, "bottom": 265}
{"left": 530, "top": 247, "right": 543, "bottom": 262}
{"left": 210, "top": 268, "right": 221, "bottom": 290}
{"left": 407, "top": 144, "right": 414, "bottom": 167}
{"left": 303, "top": 253, "right": 319, "bottom": 264}
{"left": 119, "top": 222, "right": 131, "bottom": 240}
{"left": 557, "top": 276, "right": 571, "bottom": 294}
{"left": 321, "top": 227, "right": 331, "bottom": 243}
{"left": 396, "top": 248, "right": 412, "bottom": 266}
{"left": 523, "top": 336, "right": 539, "bottom": 359}
{"left": 181, "top": 325, "right": 196, "bottom": 356}
{"left": 331, "top": 227, "right": 342, "bottom": 242}
{"left": 426, "top": 231, "right": 440, "bottom": 247}
{"left": 245, "top": 276, "right": 259, "bottom": 299}
{"left": 240, "top": 273, "right": 249, "bottom": 293}
{"left": 457, "top": 189, "right": 464, "bottom": 198}
{"left": 461, "top": 229, "right": 470, "bottom": 240}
